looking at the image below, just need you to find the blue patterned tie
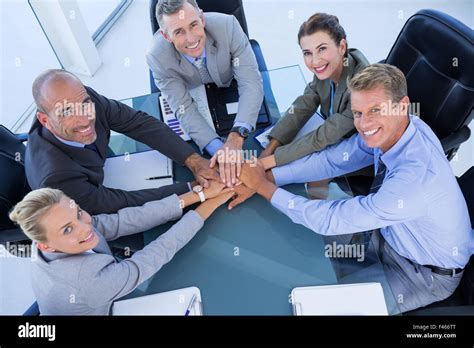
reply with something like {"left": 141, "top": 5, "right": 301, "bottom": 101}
{"left": 370, "top": 157, "right": 387, "bottom": 194}
{"left": 193, "top": 57, "right": 213, "bottom": 84}
{"left": 350, "top": 157, "right": 387, "bottom": 246}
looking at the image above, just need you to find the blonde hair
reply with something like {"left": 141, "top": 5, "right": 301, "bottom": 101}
{"left": 347, "top": 63, "right": 407, "bottom": 103}
{"left": 9, "top": 188, "right": 65, "bottom": 243}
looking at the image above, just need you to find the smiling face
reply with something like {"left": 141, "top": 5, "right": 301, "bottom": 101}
{"left": 36, "top": 197, "right": 99, "bottom": 254}
{"left": 299, "top": 31, "right": 346, "bottom": 83}
{"left": 36, "top": 78, "right": 97, "bottom": 145}
{"left": 160, "top": 2, "right": 206, "bottom": 58}
{"left": 351, "top": 85, "right": 410, "bottom": 152}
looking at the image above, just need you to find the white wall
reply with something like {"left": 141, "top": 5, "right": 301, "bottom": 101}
{"left": 244, "top": 0, "right": 473, "bottom": 81}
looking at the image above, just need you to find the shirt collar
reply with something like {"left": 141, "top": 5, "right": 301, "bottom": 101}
{"left": 51, "top": 132, "right": 85, "bottom": 148}
{"left": 378, "top": 115, "right": 417, "bottom": 171}
{"left": 182, "top": 47, "right": 206, "bottom": 64}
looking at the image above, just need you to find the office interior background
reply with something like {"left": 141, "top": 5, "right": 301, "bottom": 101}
{"left": 1, "top": 0, "right": 473, "bottom": 314}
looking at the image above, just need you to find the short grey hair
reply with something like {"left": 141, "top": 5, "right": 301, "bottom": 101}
{"left": 156, "top": 0, "right": 201, "bottom": 32}
{"left": 32, "top": 69, "right": 80, "bottom": 114}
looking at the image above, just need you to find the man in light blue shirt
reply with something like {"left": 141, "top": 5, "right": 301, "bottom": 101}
{"left": 239, "top": 64, "right": 473, "bottom": 312}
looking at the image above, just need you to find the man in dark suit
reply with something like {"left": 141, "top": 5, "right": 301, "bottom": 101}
{"left": 25, "top": 69, "right": 219, "bottom": 214}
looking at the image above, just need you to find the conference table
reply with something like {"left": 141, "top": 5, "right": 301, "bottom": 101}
{"left": 108, "top": 65, "right": 401, "bottom": 315}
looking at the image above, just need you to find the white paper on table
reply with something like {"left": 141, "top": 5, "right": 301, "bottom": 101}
{"left": 291, "top": 282, "right": 388, "bottom": 316}
{"left": 226, "top": 102, "right": 239, "bottom": 115}
{"left": 255, "top": 125, "right": 275, "bottom": 149}
{"left": 160, "top": 85, "right": 215, "bottom": 141}
{"left": 159, "top": 95, "right": 191, "bottom": 141}
{"left": 112, "top": 286, "right": 203, "bottom": 315}
{"left": 103, "top": 150, "right": 173, "bottom": 191}
{"left": 294, "top": 110, "right": 324, "bottom": 140}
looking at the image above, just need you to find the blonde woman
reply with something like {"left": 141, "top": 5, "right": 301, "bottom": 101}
{"left": 9, "top": 182, "right": 233, "bottom": 315}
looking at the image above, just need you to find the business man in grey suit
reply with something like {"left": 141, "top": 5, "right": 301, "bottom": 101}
{"left": 147, "top": 0, "right": 264, "bottom": 187}
{"left": 26, "top": 69, "right": 219, "bottom": 215}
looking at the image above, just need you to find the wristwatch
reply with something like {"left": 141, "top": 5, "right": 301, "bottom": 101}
{"left": 230, "top": 126, "right": 250, "bottom": 139}
{"left": 192, "top": 185, "right": 206, "bottom": 202}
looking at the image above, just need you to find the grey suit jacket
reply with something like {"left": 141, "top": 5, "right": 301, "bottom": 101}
{"left": 269, "top": 49, "right": 369, "bottom": 166}
{"left": 146, "top": 12, "right": 264, "bottom": 151}
{"left": 31, "top": 195, "right": 204, "bottom": 315}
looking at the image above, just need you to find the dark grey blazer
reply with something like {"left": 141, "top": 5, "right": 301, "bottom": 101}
{"left": 25, "top": 86, "right": 196, "bottom": 214}
{"left": 269, "top": 49, "right": 369, "bottom": 166}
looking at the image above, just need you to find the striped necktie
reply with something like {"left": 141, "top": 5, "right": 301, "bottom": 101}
{"left": 349, "top": 157, "right": 387, "bottom": 247}
{"left": 193, "top": 57, "right": 213, "bottom": 84}
{"left": 369, "top": 157, "right": 387, "bottom": 194}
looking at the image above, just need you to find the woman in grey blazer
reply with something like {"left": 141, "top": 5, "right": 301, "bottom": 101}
{"left": 229, "top": 13, "right": 371, "bottom": 208}
{"left": 9, "top": 182, "right": 234, "bottom": 315}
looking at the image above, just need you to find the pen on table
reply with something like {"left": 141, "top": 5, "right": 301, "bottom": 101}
{"left": 184, "top": 294, "right": 197, "bottom": 316}
{"left": 145, "top": 175, "right": 172, "bottom": 180}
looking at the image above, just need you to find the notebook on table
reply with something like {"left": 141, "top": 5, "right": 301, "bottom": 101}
{"left": 291, "top": 282, "right": 388, "bottom": 315}
{"left": 112, "top": 286, "right": 203, "bottom": 315}
{"left": 103, "top": 150, "right": 173, "bottom": 190}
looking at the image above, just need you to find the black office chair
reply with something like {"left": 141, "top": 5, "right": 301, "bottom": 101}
{"left": 346, "top": 9, "right": 474, "bottom": 196}
{"left": 385, "top": 9, "right": 474, "bottom": 160}
{"left": 406, "top": 166, "right": 474, "bottom": 315}
{"left": 0, "top": 125, "right": 31, "bottom": 246}
{"left": 148, "top": 0, "right": 268, "bottom": 93}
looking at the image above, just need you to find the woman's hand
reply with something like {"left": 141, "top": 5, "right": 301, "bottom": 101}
{"left": 195, "top": 191, "right": 235, "bottom": 220}
{"left": 202, "top": 179, "right": 234, "bottom": 200}
{"left": 260, "top": 138, "right": 281, "bottom": 158}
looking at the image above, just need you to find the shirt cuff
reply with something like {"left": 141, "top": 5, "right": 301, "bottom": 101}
{"left": 270, "top": 188, "right": 297, "bottom": 214}
{"left": 205, "top": 138, "right": 224, "bottom": 156}
{"left": 233, "top": 121, "right": 252, "bottom": 132}
{"left": 271, "top": 164, "right": 295, "bottom": 187}
{"left": 187, "top": 182, "right": 193, "bottom": 192}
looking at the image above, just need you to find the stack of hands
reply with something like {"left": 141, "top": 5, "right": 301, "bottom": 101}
{"left": 183, "top": 136, "right": 281, "bottom": 220}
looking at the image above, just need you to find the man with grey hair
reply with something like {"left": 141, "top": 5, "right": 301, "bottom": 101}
{"left": 147, "top": 0, "right": 264, "bottom": 188}
{"left": 26, "top": 69, "right": 220, "bottom": 215}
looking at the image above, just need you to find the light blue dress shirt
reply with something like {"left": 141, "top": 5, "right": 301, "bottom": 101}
{"left": 182, "top": 50, "right": 252, "bottom": 156}
{"left": 270, "top": 115, "right": 473, "bottom": 269}
{"left": 52, "top": 133, "right": 85, "bottom": 148}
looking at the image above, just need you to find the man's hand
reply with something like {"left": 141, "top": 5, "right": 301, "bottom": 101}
{"left": 185, "top": 153, "right": 220, "bottom": 188}
{"left": 209, "top": 132, "right": 244, "bottom": 187}
{"left": 239, "top": 158, "right": 277, "bottom": 201}
{"left": 228, "top": 183, "right": 255, "bottom": 210}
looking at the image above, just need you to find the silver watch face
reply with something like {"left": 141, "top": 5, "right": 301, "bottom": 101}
{"left": 193, "top": 185, "right": 203, "bottom": 193}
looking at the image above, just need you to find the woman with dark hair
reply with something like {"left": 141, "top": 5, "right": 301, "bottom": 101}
{"left": 229, "top": 13, "right": 371, "bottom": 207}
{"left": 262, "top": 13, "right": 369, "bottom": 166}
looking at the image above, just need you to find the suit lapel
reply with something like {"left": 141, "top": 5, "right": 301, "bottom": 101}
{"left": 318, "top": 81, "right": 331, "bottom": 119}
{"left": 205, "top": 33, "right": 222, "bottom": 85}
{"left": 177, "top": 49, "right": 201, "bottom": 84}
{"left": 41, "top": 127, "right": 104, "bottom": 168}
{"left": 332, "top": 54, "right": 355, "bottom": 112}
{"left": 92, "top": 231, "right": 112, "bottom": 255}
